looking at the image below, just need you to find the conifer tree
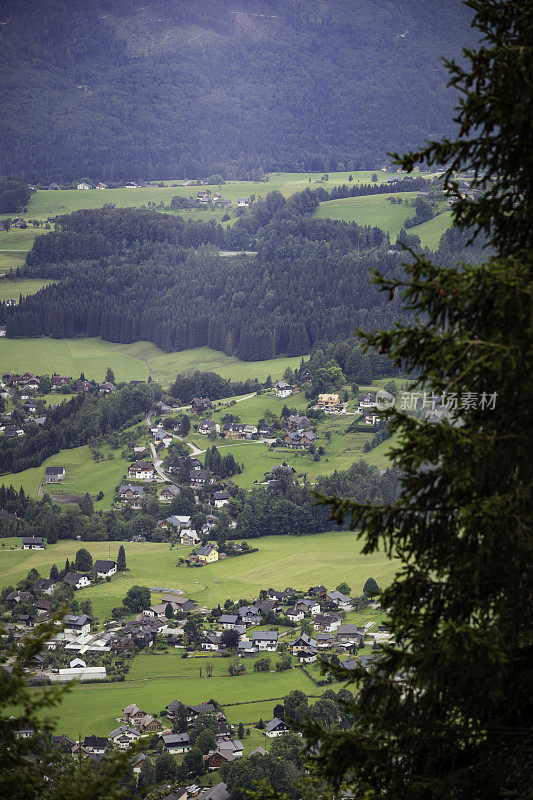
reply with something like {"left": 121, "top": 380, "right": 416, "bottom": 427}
{"left": 49, "top": 563, "right": 59, "bottom": 581}
{"left": 117, "top": 545, "right": 126, "bottom": 571}
{"left": 303, "top": 4, "right": 533, "bottom": 798}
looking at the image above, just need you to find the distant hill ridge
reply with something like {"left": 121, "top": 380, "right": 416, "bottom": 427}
{"left": 0, "top": 0, "right": 476, "bottom": 182}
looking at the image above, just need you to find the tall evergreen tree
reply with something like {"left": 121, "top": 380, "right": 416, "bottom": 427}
{"left": 49, "top": 563, "right": 59, "bottom": 581}
{"left": 303, "top": 4, "right": 533, "bottom": 799}
{"left": 117, "top": 545, "right": 126, "bottom": 571}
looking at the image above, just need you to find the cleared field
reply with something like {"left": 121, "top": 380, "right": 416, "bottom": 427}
{"left": 0, "top": 532, "right": 397, "bottom": 620}
{"left": 313, "top": 193, "right": 419, "bottom": 239}
{"left": 34, "top": 665, "right": 326, "bottom": 738}
{"left": 0, "top": 278, "right": 56, "bottom": 303}
{"left": 410, "top": 210, "right": 453, "bottom": 249}
{"left": 1, "top": 444, "right": 130, "bottom": 510}
{"left": 314, "top": 193, "right": 452, "bottom": 246}
{"left": 0, "top": 337, "right": 303, "bottom": 385}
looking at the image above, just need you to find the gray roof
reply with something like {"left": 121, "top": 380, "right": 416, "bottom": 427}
{"left": 251, "top": 630, "right": 278, "bottom": 641}
{"left": 162, "top": 732, "right": 190, "bottom": 745}
{"left": 201, "top": 783, "right": 230, "bottom": 800}
{"left": 265, "top": 717, "right": 288, "bottom": 732}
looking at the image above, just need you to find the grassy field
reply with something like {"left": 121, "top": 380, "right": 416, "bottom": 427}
{"left": 0, "top": 532, "right": 397, "bottom": 620}
{"left": 34, "top": 665, "right": 327, "bottom": 738}
{"left": 1, "top": 444, "right": 130, "bottom": 510}
{"left": 409, "top": 209, "right": 452, "bottom": 249}
{"left": 314, "top": 193, "right": 451, "bottom": 246}
{"left": 0, "top": 337, "right": 303, "bottom": 385}
{"left": 0, "top": 277, "right": 56, "bottom": 303}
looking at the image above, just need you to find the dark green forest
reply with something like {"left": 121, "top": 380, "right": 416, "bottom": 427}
{"left": 0, "top": 0, "right": 475, "bottom": 181}
{"left": 2, "top": 191, "right": 409, "bottom": 359}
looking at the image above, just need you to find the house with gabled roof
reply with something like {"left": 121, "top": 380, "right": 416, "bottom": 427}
{"left": 108, "top": 725, "right": 140, "bottom": 749}
{"left": 197, "top": 544, "right": 218, "bottom": 563}
{"left": 290, "top": 633, "right": 318, "bottom": 653}
{"left": 162, "top": 731, "right": 191, "bottom": 753}
{"left": 251, "top": 631, "right": 278, "bottom": 651}
{"left": 22, "top": 536, "right": 46, "bottom": 550}
{"left": 93, "top": 560, "right": 116, "bottom": 578}
{"left": 273, "top": 381, "right": 292, "bottom": 398}
{"left": 160, "top": 484, "right": 180, "bottom": 502}
{"left": 265, "top": 717, "right": 290, "bottom": 737}
{"left": 63, "top": 572, "right": 91, "bottom": 590}
{"left": 117, "top": 484, "right": 145, "bottom": 509}
{"left": 128, "top": 461, "right": 155, "bottom": 481}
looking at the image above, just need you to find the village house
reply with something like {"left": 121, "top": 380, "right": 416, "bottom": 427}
{"left": 154, "top": 430, "right": 173, "bottom": 447}
{"left": 108, "top": 725, "right": 140, "bottom": 749}
{"left": 0, "top": 326, "right": 6, "bottom": 337}
{"left": 199, "top": 419, "right": 220, "bottom": 435}
{"left": 93, "top": 559, "right": 117, "bottom": 579}
{"left": 273, "top": 381, "right": 292, "bottom": 398}
{"left": 286, "top": 415, "right": 311, "bottom": 431}
{"left": 161, "top": 732, "right": 191, "bottom": 754}
{"left": 180, "top": 528, "right": 200, "bottom": 546}
{"left": 51, "top": 375, "right": 72, "bottom": 389}
{"left": 22, "top": 536, "right": 46, "bottom": 550}
{"left": 296, "top": 598, "right": 321, "bottom": 616}
{"left": 313, "top": 613, "right": 341, "bottom": 633}
{"left": 190, "top": 469, "right": 207, "bottom": 486}
{"left": 128, "top": 460, "right": 156, "bottom": 480}
{"left": 33, "top": 578, "right": 56, "bottom": 595}
{"left": 238, "top": 605, "right": 262, "bottom": 626}
{"left": 317, "top": 393, "right": 344, "bottom": 412}
{"left": 202, "top": 633, "right": 223, "bottom": 651}
{"left": 191, "top": 397, "right": 211, "bottom": 414}
{"left": 63, "top": 571, "right": 91, "bottom": 590}
{"left": 99, "top": 381, "right": 116, "bottom": 393}
{"left": 291, "top": 633, "right": 318, "bottom": 654}
{"left": 158, "top": 514, "right": 191, "bottom": 531}
{"left": 81, "top": 735, "right": 108, "bottom": 754}
{"left": 326, "top": 590, "right": 352, "bottom": 609}
{"left": 284, "top": 430, "right": 318, "bottom": 449}
{"left": 211, "top": 490, "right": 230, "bottom": 508}
{"left": 197, "top": 544, "right": 218, "bottom": 564}
{"left": 286, "top": 607, "right": 304, "bottom": 623}
{"left": 265, "top": 718, "right": 290, "bottom": 737}
{"left": 117, "top": 484, "right": 145, "bottom": 509}
{"left": 160, "top": 484, "right": 180, "bottom": 502}
{"left": 77, "top": 181, "right": 91, "bottom": 190}
{"left": 222, "top": 423, "right": 245, "bottom": 439}
{"left": 45, "top": 466, "right": 65, "bottom": 483}
{"left": 122, "top": 704, "right": 148, "bottom": 726}
{"left": 251, "top": 631, "right": 278, "bottom": 651}
{"left": 336, "top": 624, "right": 367, "bottom": 642}
{"left": 298, "top": 649, "right": 318, "bottom": 663}
{"left": 63, "top": 614, "right": 92, "bottom": 635}
{"left": 219, "top": 614, "right": 239, "bottom": 629}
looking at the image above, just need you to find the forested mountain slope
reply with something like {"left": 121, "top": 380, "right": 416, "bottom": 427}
{"left": 0, "top": 0, "right": 475, "bottom": 182}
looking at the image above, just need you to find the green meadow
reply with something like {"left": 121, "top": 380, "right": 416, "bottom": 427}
{"left": 0, "top": 532, "right": 397, "bottom": 621}
{"left": 0, "top": 277, "right": 56, "bottom": 303}
{"left": 35, "top": 666, "right": 328, "bottom": 738}
{"left": 0, "top": 337, "right": 303, "bottom": 385}
{"left": 1, "top": 444, "right": 130, "bottom": 510}
{"left": 314, "top": 192, "right": 451, "bottom": 247}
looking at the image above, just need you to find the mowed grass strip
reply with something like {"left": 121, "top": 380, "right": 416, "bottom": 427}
{"left": 0, "top": 337, "right": 302, "bottom": 385}
{"left": 0, "top": 532, "right": 397, "bottom": 621}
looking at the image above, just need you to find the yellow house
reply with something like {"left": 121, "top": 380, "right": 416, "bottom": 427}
{"left": 317, "top": 393, "right": 341, "bottom": 410}
{"left": 197, "top": 545, "right": 218, "bottom": 564}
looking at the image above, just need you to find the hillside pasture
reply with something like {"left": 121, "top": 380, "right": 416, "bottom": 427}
{"left": 0, "top": 532, "right": 397, "bottom": 621}
{"left": 0, "top": 337, "right": 303, "bottom": 385}
{"left": 1, "top": 444, "right": 130, "bottom": 510}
